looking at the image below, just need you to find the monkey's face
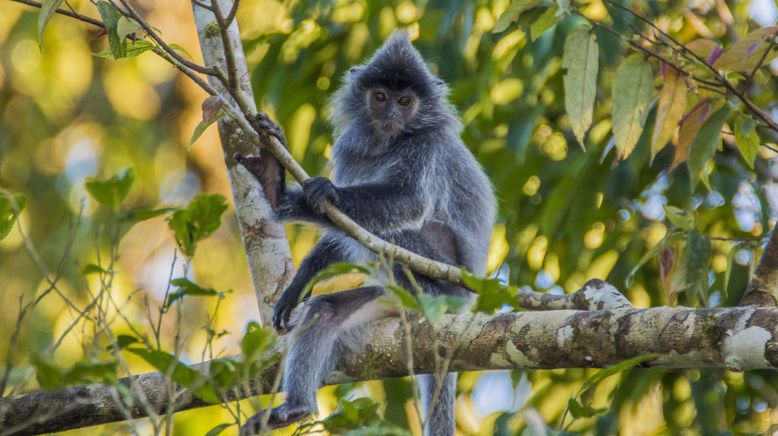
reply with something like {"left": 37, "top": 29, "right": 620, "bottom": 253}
{"left": 365, "top": 88, "right": 419, "bottom": 137}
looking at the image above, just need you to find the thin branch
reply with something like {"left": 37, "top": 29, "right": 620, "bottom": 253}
{"left": 225, "top": 0, "right": 239, "bottom": 26}
{"left": 9, "top": 0, "right": 104, "bottom": 28}
{"left": 116, "top": 0, "right": 223, "bottom": 80}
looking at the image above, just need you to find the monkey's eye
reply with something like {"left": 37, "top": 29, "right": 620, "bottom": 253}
{"left": 374, "top": 92, "right": 387, "bottom": 102}
{"left": 398, "top": 96, "right": 411, "bottom": 106}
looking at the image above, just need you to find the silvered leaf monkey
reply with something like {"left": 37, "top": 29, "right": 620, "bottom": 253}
{"left": 239, "top": 31, "right": 495, "bottom": 435}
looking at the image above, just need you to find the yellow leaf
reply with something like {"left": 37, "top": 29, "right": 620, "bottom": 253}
{"left": 671, "top": 99, "right": 713, "bottom": 170}
{"left": 311, "top": 273, "right": 365, "bottom": 296}
{"left": 612, "top": 55, "right": 653, "bottom": 160}
{"left": 563, "top": 27, "right": 599, "bottom": 148}
{"left": 651, "top": 69, "right": 688, "bottom": 162}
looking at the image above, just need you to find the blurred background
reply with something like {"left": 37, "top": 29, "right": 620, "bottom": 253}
{"left": 1, "top": 0, "right": 778, "bottom": 434}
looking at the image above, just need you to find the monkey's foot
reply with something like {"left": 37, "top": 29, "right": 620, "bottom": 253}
{"left": 239, "top": 404, "right": 312, "bottom": 434}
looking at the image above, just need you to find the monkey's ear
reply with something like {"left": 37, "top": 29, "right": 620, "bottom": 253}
{"left": 435, "top": 79, "right": 445, "bottom": 87}
{"left": 348, "top": 66, "right": 363, "bottom": 76}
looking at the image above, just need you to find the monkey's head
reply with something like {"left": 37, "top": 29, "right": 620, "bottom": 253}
{"left": 331, "top": 31, "right": 460, "bottom": 141}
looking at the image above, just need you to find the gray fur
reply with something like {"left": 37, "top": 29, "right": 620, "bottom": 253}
{"left": 247, "top": 31, "right": 495, "bottom": 435}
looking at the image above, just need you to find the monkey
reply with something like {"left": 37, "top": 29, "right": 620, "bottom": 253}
{"left": 238, "top": 31, "right": 495, "bottom": 435}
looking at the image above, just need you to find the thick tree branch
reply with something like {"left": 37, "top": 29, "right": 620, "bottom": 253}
{"left": 5, "top": 303, "right": 778, "bottom": 434}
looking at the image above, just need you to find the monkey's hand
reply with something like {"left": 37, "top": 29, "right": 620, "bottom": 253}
{"left": 302, "top": 177, "right": 339, "bottom": 215}
{"left": 272, "top": 287, "right": 302, "bottom": 331}
{"left": 252, "top": 112, "right": 286, "bottom": 146}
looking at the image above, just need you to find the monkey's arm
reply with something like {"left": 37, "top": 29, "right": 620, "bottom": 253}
{"left": 303, "top": 177, "right": 427, "bottom": 232}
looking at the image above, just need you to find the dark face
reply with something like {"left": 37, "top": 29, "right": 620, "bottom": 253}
{"left": 366, "top": 87, "right": 419, "bottom": 136}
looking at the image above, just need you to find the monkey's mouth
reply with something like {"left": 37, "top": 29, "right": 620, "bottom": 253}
{"left": 377, "top": 121, "right": 404, "bottom": 136}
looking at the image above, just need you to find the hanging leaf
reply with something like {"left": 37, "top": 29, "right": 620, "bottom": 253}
{"left": 651, "top": 68, "right": 688, "bottom": 162}
{"left": 240, "top": 321, "right": 275, "bottom": 360}
{"left": 612, "top": 55, "right": 654, "bottom": 160}
{"left": 116, "top": 16, "right": 143, "bottom": 41}
{"left": 37, "top": 0, "right": 65, "bottom": 45}
{"left": 95, "top": 1, "right": 126, "bottom": 59}
{"left": 189, "top": 96, "right": 225, "bottom": 148}
{"left": 563, "top": 26, "right": 599, "bottom": 148}
{"left": 734, "top": 116, "right": 760, "bottom": 169}
{"left": 683, "top": 232, "right": 712, "bottom": 301}
{"left": 687, "top": 107, "right": 731, "bottom": 190}
{"left": 85, "top": 168, "right": 135, "bottom": 209}
{"left": 529, "top": 4, "right": 559, "bottom": 41}
{"left": 166, "top": 278, "right": 223, "bottom": 307}
{"left": 663, "top": 205, "right": 696, "bottom": 232}
{"left": 167, "top": 194, "right": 228, "bottom": 258}
{"left": 672, "top": 99, "right": 714, "bottom": 170}
{"left": 493, "top": 0, "right": 542, "bottom": 33}
{"left": 713, "top": 26, "right": 778, "bottom": 72}
{"left": 0, "top": 194, "right": 26, "bottom": 241}
{"left": 94, "top": 40, "right": 154, "bottom": 59}
{"left": 567, "top": 398, "right": 608, "bottom": 419}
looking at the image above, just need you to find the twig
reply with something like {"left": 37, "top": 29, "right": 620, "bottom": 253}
{"left": 9, "top": 0, "right": 104, "bottom": 28}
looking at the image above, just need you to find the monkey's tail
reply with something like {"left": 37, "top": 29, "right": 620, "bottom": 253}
{"left": 418, "top": 372, "right": 457, "bottom": 436}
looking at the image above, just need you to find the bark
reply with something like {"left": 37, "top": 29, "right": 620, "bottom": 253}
{"left": 5, "top": 302, "right": 778, "bottom": 434}
{"left": 191, "top": 1, "right": 293, "bottom": 323}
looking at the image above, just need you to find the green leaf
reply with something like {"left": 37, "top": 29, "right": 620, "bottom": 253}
{"left": 713, "top": 26, "right": 778, "bottom": 72}
{"left": 209, "top": 360, "right": 237, "bottom": 389}
{"left": 65, "top": 361, "right": 118, "bottom": 385}
{"left": 169, "top": 43, "right": 194, "bottom": 59}
{"left": 189, "top": 118, "right": 217, "bottom": 148}
{"left": 612, "top": 55, "right": 654, "bottom": 160}
{"left": 204, "top": 423, "right": 232, "bottom": 436}
{"left": 95, "top": 1, "right": 126, "bottom": 59}
{"left": 82, "top": 263, "right": 107, "bottom": 275}
{"left": 684, "top": 231, "right": 712, "bottom": 301}
{"left": 116, "top": 16, "right": 143, "bottom": 41}
{"left": 625, "top": 232, "right": 684, "bottom": 287}
{"left": 417, "top": 294, "right": 469, "bottom": 325}
{"left": 321, "top": 397, "right": 385, "bottom": 432}
{"left": 122, "top": 206, "right": 174, "bottom": 223}
{"left": 563, "top": 26, "right": 598, "bottom": 148}
{"left": 114, "top": 334, "right": 139, "bottom": 350}
{"left": 529, "top": 4, "right": 559, "bottom": 41}
{"left": 167, "top": 194, "right": 228, "bottom": 257}
{"left": 735, "top": 116, "right": 760, "bottom": 169}
{"left": 95, "top": 40, "right": 154, "bottom": 59}
{"left": 85, "top": 168, "right": 135, "bottom": 209}
{"left": 126, "top": 348, "right": 220, "bottom": 403}
{"left": 166, "top": 278, "right": 222, "bottom": 306}
{"left": 32, "top": 356, "right": 65, "bottom": 389}
{"left": 687, "top": 107, "right": 731, "bottom": 190}
{"left": 38, "top": 0, "right": 65, "bottom": 45}
{"left": 493, "top": 0, "right": 543, "bottom": 33}
{"left": 302, "top": 262, "right": 372, "bottom": 296}
{"left": 567, "top": 397, "right": 607, "bottom": 419}
{"left": 240, "top": 321, "right": 275, "bottom": 359}
{"left": 463, "top": 271, "right": 519, "bottom": 313}
{"left": 663, "top": 205, "right": 695, "bottom": 232}
{"left": 581, "top": 353, "right": 660, "bottom": 393}
{"left": 0, "top": 194, "right": 26, "bottom": 241}
{"left": 386, "top": 284, "right": 420, "bottom": 312}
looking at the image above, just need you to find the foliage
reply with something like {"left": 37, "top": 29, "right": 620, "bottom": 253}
{"left": 1, "top": 0, "right": 778, "bottom": 434}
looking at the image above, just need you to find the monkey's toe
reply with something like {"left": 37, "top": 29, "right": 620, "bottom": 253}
{"left": 267, "top": 403, "right": 312, "bottom": 429}
{"left": 238, "top": 405, "right": 311, "bottom": 435}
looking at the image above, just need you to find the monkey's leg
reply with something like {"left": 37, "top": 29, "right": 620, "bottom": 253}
{"left": 242, "top": 286, "right": 388, "bottom": 433}
{"left": 272, "top": 233, "right": 348, "bottom": 330}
